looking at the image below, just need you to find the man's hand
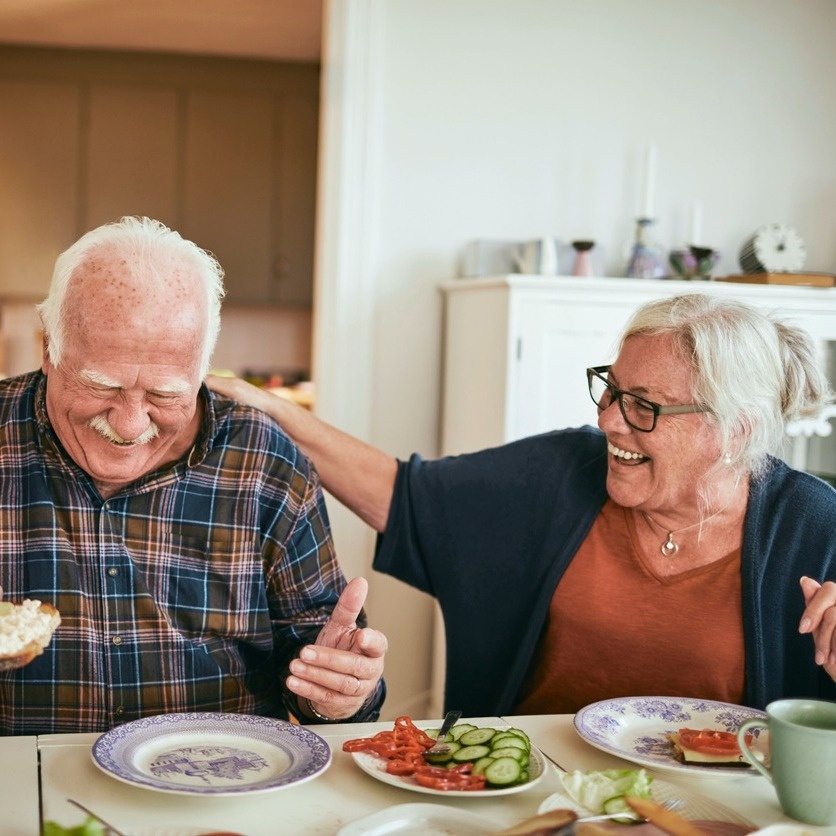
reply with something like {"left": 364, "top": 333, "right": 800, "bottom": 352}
{"left": 799, "top": 576, "right": 836, "bottom": 682}
{"left": 286, "top": 577, "right": 387, "bottom": 720}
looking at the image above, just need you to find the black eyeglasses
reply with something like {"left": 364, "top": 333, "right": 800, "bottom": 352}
{"left": 586, "top": 365, "right": 709, "bottom": 432}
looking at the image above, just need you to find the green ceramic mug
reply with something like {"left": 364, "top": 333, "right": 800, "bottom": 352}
{"left": 737, "top": 698, "right": 836, "bottom": 826}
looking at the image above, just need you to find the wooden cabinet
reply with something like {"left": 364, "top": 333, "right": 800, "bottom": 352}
{"left": 0, "top": 79, "right": 80, "bottom": 298}
{"left": 181, "top": 90, "right": 275, "bottom": 304}
{"left": 272, "top": 94, "right": 319, "bottom": 307}
{"left": 440, "top": 275, "right": 836, "bottom": 477}
{"left": 85, "top": 84, "right": 180, "bottom": 229}
{"left": 0, "top": 47, "right": 319, "bottom": 306}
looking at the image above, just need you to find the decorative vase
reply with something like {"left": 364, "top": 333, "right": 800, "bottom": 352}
{"left": 571, "top": 240, "right": 595, "bottom": 277}
{"left": 625, "top": 218, "right": 667, "bottom": 279}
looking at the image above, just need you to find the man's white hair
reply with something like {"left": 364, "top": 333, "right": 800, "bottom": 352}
{"left": 36, "top": 216, "right": 226, "bottom": 376}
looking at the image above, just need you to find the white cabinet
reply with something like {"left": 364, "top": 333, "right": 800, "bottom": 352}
{"left": 440, "top": 275, "right": 836, "bottom": 475}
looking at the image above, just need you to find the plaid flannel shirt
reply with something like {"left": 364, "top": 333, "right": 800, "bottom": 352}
{"left": 0, "top": 372, "right": 382, "bottom": 734}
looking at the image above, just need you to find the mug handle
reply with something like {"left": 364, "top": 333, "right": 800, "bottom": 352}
{"left": 737, "top": 718, "right": 771, "bottom": 781}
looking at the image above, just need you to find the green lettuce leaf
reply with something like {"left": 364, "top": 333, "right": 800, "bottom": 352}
{"left": 43, "top": 815, "right": 107, "bottom": 836}
{"left": 559, "top": 768, "right": 653, "bottom": 815}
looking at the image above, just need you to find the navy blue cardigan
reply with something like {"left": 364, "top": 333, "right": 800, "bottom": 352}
{"left": 374, "top": 427, "right": 836, "bottom": 715}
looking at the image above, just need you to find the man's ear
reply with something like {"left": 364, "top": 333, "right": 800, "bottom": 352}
{"left": 40, "top": 333, "right": 52, "bottom": 374}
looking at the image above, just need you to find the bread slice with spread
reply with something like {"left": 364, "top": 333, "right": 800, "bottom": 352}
{"left": 0, "top": 599, "right": 61, "bottom": 671}
{"left": 668, "top": 728, "right": 755, "bottom": 768}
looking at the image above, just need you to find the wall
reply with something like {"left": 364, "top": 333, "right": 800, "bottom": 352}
{"left": 317, "top": 0, "right": 836, "bottom": 720}
{"left": 211, "top": 307, "right": 312, "bottom": 381}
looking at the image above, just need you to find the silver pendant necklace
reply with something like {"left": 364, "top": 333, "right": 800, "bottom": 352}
{"left": 641, "top": 508, "right": 725, "bottom": 557}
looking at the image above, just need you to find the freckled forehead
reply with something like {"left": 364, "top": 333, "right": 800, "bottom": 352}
{"left": 66, "top": 246, "right": 206, "bottom": 326}
{"left": 73, "top": 247, "right": 198, "bottom": 295}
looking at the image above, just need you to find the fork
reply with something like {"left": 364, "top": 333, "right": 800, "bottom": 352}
{"left": 67, "top": 799, "right": 127, "bottom": 836}
{"left": 422, "top": 709, "right": 462, "bottom": 757}
{"left": 579, "top": 798, "right": 684, "bottom": 823}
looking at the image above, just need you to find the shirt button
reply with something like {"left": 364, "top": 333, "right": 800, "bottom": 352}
{"left": 107, "top": 567, "right": 119, "bottom": 577}
{"left": 114, "top": 706, "right": 125, "bottom": 716}
{"left": 112, "top": 635, "right": 123, "bottom": 645}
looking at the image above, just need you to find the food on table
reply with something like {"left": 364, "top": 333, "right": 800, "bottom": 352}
{"left": 558, "top": 768, "right": 653, "bottom": 818}
{"left": 342, "top": 715, "right": 535, "bottom": 790}
{"left": 668, "top": 728, "right": 754, "bottom": 767}
{"left": 43, "top": 818, "right": 105, "bottom": 836}
{"left": 0, "top": 597, "right": 61, "bottom": 671}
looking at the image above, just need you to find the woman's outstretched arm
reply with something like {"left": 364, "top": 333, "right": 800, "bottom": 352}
{"left": 206, "top": 375, "right": 397, "bottom": 532}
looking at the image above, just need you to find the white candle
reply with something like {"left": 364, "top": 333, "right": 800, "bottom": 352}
{"left": 640, "top": 142, "right": 656, "bottom": 219}
{"left": 690, "top": 200, "right": 703, "bottom": 244}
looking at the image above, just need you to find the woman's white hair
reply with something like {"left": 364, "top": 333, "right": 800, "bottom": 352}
{"left": 37, "top": 216, "right": 226, "bottom": 376}
{"left": 619, "top": 293, "right": 833, "bottom": 480}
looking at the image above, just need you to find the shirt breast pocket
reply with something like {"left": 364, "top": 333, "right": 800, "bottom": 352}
{"left": 148, "top": 530, "right": 269, "bottom": 644}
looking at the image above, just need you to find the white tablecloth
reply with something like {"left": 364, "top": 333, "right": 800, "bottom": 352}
{"left": 0, "top": 714, "right": 830, "bottom": 835}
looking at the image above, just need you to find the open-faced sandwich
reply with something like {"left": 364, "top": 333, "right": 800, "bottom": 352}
{"left": 668, "top": 727, "right": 755, "bottom": 768}
{"left": 0, "top": 597, "right": 61, "bottom": 671}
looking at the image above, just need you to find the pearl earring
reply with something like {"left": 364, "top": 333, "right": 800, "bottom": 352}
{"left": 723, "top": 452, "right": 732, "bottom": 465}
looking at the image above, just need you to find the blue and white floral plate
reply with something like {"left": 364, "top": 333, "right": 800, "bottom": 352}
{"left": 574, "top": 697, "right": 768, "bottom": 778}
{"left": 92, "top": 712, "right": 331, "bottom": 795}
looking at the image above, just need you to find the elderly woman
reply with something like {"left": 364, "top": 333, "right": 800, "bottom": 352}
{"left": 208, "top": 293, "right": 836, "bottom": 715}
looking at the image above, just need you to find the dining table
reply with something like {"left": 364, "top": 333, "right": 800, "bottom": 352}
{"left": 2, "top": 713, "right": 833, "bottom": 836}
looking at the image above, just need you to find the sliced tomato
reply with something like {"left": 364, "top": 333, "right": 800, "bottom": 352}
{"left": 342, "top": 716, "right": 487, "bottom": 791}
{"left": 386, "top": 759, "right": 418, "bottom": 776}
{"left": 678, "top": 727, "right": 751, "bottom": 755}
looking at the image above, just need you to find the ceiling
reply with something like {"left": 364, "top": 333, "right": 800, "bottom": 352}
{"left": 0, "top": 0, "right": 323, "bottom": 62}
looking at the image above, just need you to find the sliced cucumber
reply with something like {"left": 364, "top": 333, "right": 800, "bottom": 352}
{"left": 501, "top": 728, "right": 531, "bottom": 743}
{"left": 491, "top": 735, "right": 528, "bottom": 753}
{"left": 489, "top": 746, "right": 529, "bottom": 765}
{"left": 452, "top": 744, "right": 492, "bottom": 762}
{"left": 459, "top": 727, "right": 497, "bottom": 746}
{"left": 471, "top": 756, "right": 495, "bottom": 776}
{"left": 418, "top": 722, "right": 534, "bottom": 788}
{"left": 602, "top": 795, "right": 631, "bottom": 815}
{"left": 484, "top": 756, "right": 523, "bottom": 786}
{"left": 447, "top": 723, "right": 477, "bottom": 741}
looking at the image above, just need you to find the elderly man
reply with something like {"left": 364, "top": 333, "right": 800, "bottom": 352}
{"left": 0, "top": 216, "right": 386, "bottom": 734}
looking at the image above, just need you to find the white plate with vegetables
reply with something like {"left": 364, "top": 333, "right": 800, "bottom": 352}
{"left": 349, "top": 721, "right": 548, "bottom": 798}
{"left": 539, "top": 768, "right": 755, "bottom": 828}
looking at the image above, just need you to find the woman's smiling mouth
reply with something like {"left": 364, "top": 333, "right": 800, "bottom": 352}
{"left": 608, "top": 441, "right": 649, "bottom": 464}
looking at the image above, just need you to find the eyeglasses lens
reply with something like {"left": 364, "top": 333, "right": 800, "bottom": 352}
{"left": 589, "top": 371, "right": 656, "bottom": 432}
{"left": 589, "top": 374, "right": 613, "bottom": 408}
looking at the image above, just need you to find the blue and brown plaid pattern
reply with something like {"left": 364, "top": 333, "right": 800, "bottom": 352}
{"left": 0, "top": 373, "right": 357, "bottom": 735}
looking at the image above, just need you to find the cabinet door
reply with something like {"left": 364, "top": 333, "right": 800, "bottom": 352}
{"left": 511, "top": 298, "right": 631, "bottom": 438}
{"left": 272, "top": 93, "right": 318, "bottom": 306}
{"left": 85, "top": 84, "right": 179, "bottom": 229}
{"left": 181, "top": 90, "right": 274, "bottom": 305}
{"left": 0, "top": 80, "right": 80, "bottom": 298}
